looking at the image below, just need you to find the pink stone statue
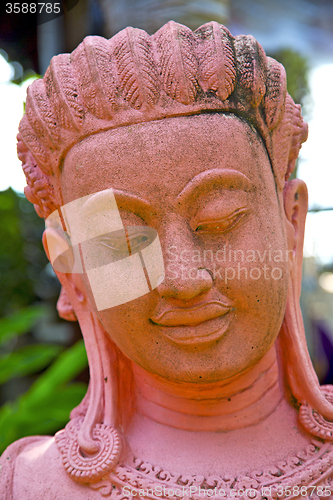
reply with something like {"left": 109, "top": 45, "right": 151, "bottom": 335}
{"left": 1, "top": 21, "right": 333, "bottom": 500}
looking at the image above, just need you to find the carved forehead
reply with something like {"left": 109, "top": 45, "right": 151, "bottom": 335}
{"left": 67, "top": 113, "right": 262, "bottom": 154}
{"left": 61, "top": 114, "right": 274, "bottom": 204}
{"left": 64, "top": 114, "right": 266, "bottom": 162}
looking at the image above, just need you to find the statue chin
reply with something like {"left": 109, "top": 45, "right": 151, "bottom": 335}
{"left": 2, "top": 20, "right": 333, "bottom": 500}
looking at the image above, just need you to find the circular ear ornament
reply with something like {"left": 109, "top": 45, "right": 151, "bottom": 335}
{"left": 55, "top": 417, "right": 122, "bottom": 483}
{"left": 299, "top": 385, "right": 333, "bottom": 441}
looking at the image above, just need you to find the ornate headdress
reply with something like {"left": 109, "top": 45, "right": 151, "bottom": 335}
{"left": 17, "top": 20, "right": 307, "bottom": 219}
{"left": 17, "top": 21, "right": 333, "bottom": 486}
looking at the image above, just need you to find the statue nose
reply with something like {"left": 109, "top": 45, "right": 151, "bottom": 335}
{"left": 156, "top": 221, "right": 213, "bottom": 301}
{"left": 157, "top": 267, "right": 213, "bottom": 300}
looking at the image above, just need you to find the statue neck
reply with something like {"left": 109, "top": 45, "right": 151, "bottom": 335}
{"left": 131, "top": 345, "right": 282, "bottom": 432}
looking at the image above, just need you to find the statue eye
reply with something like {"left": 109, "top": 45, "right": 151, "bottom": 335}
{"left": 128, "top": 234, "right": 149, "bottom": 252}
{"left": 126, "top": 226, "right": 156, "bottom": 253}
{"left": 100, "top": 237, "right": 129, "bottom": 256}
{"left": 99, "top": 228, "right": 154, "bottom": 255}
{"left": 195, "top": 208, "right": 247, "bottom": 233}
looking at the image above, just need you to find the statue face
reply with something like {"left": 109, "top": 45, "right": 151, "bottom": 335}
{"left": 61, "top": 113, "right": 290, "bottom": 383}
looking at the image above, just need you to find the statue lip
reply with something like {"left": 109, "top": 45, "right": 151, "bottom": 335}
{"left": 150, "top": 300, "right": 234, "bottom": 327}
{"left": 150, "top": 296, "right": 235, "bottom": 346}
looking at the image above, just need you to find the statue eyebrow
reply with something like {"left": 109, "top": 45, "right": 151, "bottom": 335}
{"left": 175, "top": 169, "right": 254, "bottom": 209}
{"left": 91, "top": 189, "right": 153, "bottom": 217}
{"left": 113, "top": 190, "right": 152, "bottom": 214}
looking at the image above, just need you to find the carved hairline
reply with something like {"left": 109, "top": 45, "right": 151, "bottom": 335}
{"left": 60, "top": 111, "right": 274, "bottom": 175}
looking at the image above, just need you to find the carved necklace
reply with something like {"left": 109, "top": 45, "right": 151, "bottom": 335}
{"left": 88, "top": 439, "right": 333, "bottom": 500}
{"left": 56, "top": 415, "right": 333, "bottom": 500}
{"left": 56, "top": 386, "right": 333, "bottom": 499}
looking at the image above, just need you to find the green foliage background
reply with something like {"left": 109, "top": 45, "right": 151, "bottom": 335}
{"left": 0, "top": 189, "right": 88, "bottom": 454}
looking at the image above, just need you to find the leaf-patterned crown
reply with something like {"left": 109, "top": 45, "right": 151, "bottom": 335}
{"left": 17, "top": 21, "right": 308, "bottom": 217}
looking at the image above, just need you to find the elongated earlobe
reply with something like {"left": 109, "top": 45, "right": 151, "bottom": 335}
{"left": 57, "top": 286, "right": 77, "bottom": 322}
{"left": 43, "top": 227, "right": 123, "bottom": 477}
{"left": 283, "top": 178, "right": 308, "bottom": 296}
{"left": 42, "top": 229, "right": 87, "bottom": 317}
{"left": 280, "top": 179, "right": 333, "bottom": 430}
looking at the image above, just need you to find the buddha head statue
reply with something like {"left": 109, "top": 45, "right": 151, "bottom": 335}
{"left": 16, "top": 20, "right": 333, "bottom": 486}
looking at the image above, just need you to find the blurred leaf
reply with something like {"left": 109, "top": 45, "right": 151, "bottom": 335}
{"left": 0, "top": 189, "right": 59, "bottom": 316}
{"left": 0, "top": 340, "right": 88, "bottom": 453}
{"left": 0, "top": 401, "right": 18, "bottom": 449}
{"left": 18, "top": 384, "right": 87, "bottom": 428}
{"left": 0, "top": 304, "right": 47, "bottom": 346}
{"left": 0, "top": 344, "right": 62, "bottom": 384}
{"left": 0, "top": 383, "right": 86, "bottom": 452}
{"left": 27, "top": 338, "right": 88, "bottom": 401}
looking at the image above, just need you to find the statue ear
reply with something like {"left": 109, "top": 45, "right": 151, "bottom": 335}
{"left": 283, "top": 178, "right": 308, "bottom": 299}
{"left": 56, "top": 286, "right": 77, "bottom": 321}
{"left": 42, "top": 228, "right": 87, "bottom": 320}
{"left": 280, "top": 180, "right": 333, "bottom": 423}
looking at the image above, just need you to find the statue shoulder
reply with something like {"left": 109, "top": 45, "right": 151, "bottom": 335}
{"left": 0, "top": 434, "right": 100, "bottom": 500}
{"left": 0, "top": 436, "right": 50, "bottom": 499}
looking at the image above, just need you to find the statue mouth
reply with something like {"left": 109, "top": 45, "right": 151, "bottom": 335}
{"left": 150, "top": 300, "right": 234, "bottom": 346}
{"left": 150, "top": 301, "right": 233, "bottom": 326}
